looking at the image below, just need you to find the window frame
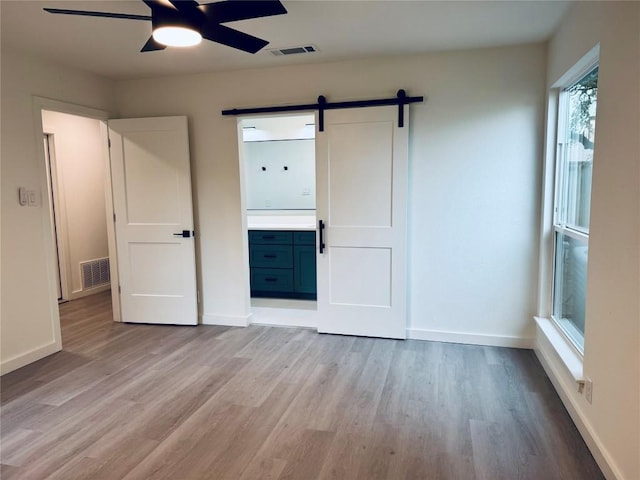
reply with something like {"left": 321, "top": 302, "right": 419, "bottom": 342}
{"left": 550, "top": 62, "right": 599, "bottom": 355}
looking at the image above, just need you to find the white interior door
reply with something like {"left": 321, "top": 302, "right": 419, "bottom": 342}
{"left": 316, "top": 106, "right": 408, "bottom": 339}
{"left": 109, "top": 116, "right": 197, "bottom": 325}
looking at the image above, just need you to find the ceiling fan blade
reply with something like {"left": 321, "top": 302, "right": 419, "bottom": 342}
{"left": 141, "top": 36, "right": 167, "bottom": 52}
{"left": 142, "top": 0, "right": 164, "bottom": 10}
{"left": 43, "top": 8, "right": 151, "bottom": 21}
{"left": 169, "top": 0, "right": 206, "bottom": 24}
{"left": 201, "top": 1, "right": 286, "bottom": 24}
{"left": 202, "top": 23, "right": 268, "bottom": 53}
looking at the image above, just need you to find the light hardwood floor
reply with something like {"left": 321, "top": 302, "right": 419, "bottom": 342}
{"left": 1, "top": 292, "right": 604, "bottom": 479}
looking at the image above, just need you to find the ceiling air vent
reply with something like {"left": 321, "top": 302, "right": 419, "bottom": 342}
{"left": 269, "top": 45, "right": 318, "bottom": 56}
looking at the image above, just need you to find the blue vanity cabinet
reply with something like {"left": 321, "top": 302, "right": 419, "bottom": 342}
{"left": 249, "top": 230, "right": 316, "bottom": 299}
{"left": 292, "top": 232, "right": 316, "bottom": 295}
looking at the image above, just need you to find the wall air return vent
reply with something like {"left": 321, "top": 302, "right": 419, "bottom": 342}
{"left": 268, "top": 45, "right": 318, "bottom": 56}
{"left": 81, "top": 257, "right": 110, "bottom": 290}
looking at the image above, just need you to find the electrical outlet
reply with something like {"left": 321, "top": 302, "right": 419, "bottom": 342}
{"left": 584, "top": 377, "right": 593, "bottom": 404}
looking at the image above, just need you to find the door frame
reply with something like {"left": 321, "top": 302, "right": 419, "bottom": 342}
{"left": 32, "top": 97, "right": 121, "bottom": 348}
{"left": 42, "top": 132, "right": 69, "bottom": 301}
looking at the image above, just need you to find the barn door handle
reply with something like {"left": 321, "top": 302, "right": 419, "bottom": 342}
{"left": 319, "top": 220, "right": 326, "bottom": 254}
{"left": 173, "top": 230, "right": 191, "bottom": 238}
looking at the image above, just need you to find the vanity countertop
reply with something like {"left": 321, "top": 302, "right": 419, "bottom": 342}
{"left": 247, "top": 214, "right": 316, "bottom": 231}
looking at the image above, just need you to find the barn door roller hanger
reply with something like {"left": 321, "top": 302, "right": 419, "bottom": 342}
{"left": 221, "top": 89, "right": 424, "bottom": 131}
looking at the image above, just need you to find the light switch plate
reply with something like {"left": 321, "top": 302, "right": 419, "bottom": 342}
{"left": 28, "top": 190, "right": 39, "bottom": 207}
{"left": 19, "top": 187, "right": 28, "bottom": 206}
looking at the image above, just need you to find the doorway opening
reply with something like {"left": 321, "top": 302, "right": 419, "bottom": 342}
{"left": 42, "top": 110, "right": 112, "bottom": 307}
{"left": 238, "top": 114, "right": 319, "bottom": 328}
{"left": 35, "top": 100, "right": 119, "bottom": 351}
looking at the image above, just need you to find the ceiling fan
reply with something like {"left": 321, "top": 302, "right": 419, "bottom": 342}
{"left": 43, "top": 0, "right": 287, "bottom": 53}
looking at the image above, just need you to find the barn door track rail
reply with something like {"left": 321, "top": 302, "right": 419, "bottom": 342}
{"left": 221, "top": 89, "right": 424, "bottom": 131}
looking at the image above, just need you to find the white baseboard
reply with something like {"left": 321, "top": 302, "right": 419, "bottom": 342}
{"left": 250, "top": 306, "right": 318, "bottom": 329}
{"left": 69, "top": 284, "right": 111, "bottom": 301}
{"left": 201, "top": 312, "right": 251, "bottom": 327}
{"left": 0, "top": 341, "right": 61, "bottom": 376}
{"left": 535, "top": 335, "right": 622, "bottom": 480}
{"left": 407, "top": 328, "right": 534, "bottom": 348}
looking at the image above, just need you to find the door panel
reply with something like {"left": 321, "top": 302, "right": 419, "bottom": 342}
{"left": 316, "top": 106, "right": 408, "bottom": 339}
{"left": 128, "top": 243, "right": 184, "bottom": 294}
{"left": 329, "top": 247, "right": 392, "bottom": 307}
{"left": 109, "top": 116, "right": 197, "bottom": 325}
{"left": 328, "top": 121, "right": 393, "bottom": 227}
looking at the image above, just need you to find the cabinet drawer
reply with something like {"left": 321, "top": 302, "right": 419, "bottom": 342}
{"left": 293, "top": 231, "right": 316, "bottom": 246}
{"left": 249, "top": 231, "right": 292, "bottom": 245}
{"left": 251, "top": 268, "right": 294, "bottom": 292}
{"left": 249, "top": 245, "right": 293, "bottom": 268}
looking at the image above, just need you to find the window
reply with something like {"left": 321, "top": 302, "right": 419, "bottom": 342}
{"left": 552, "top": 66, "right": 598, "bottom": 352}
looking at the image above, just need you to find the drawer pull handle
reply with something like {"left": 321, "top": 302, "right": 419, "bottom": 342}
{"left": 262, "top": 235, "right": 276, "bottom": 240}
{"left": 265, "top": 278, "right": 278, "bottom": 282}
{"left": 263, "top": 254, "right": 277, "bottom": 259}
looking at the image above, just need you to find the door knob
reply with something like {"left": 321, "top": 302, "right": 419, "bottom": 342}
{"left": 173, "top": 230, "right": 191, "bottom": 238}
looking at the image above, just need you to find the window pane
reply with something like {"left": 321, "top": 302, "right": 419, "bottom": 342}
{"left": 553, "top": 232, "right": 588, "bottom": 350}
{"left": 557, "top": 67, "right": 598, "bottom": 231}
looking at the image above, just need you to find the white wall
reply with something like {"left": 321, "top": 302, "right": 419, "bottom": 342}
{"left": 41, "top": 110, "right": 109, "bottom": 297}
{"left": 242, "top": 114, "right": 316, "bottom": 211}
{"left": 115, "top": 44, "right": 546, "bottom": 343}
{"left": 244, "top": 139, "right": 316, "bottom": 210}
{"left": 536, "top": 3, "right": 640, "bottom": 479}
{"left": 0, "top": 47, "right": 115, "bottom": 373}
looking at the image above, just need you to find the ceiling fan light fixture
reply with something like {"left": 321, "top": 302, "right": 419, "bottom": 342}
{"left": 152, "top": 26, "right": 201, "bottom": 47}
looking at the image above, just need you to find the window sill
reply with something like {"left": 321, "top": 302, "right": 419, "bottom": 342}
{"left": 534, "top": 316, "right": 584, "bottom": 385}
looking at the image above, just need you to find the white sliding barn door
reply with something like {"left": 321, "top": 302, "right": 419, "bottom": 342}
{"left": 316, "top": 106, "right": 408, "bottom": 339}
{"left": 109, "top": 116, "right": 197, "bottom": 325}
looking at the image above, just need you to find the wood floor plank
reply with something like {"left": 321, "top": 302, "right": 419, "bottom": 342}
{"left": 19, "top": 355, "right": 159, "bottom": 434}
{"left": 214, "top": 328, "right": 312, "bottom": 408}
{"left": 194, "top": 380, "right": 305, "bottom": 479}
{"left": 316, "top": 432, "right": 369, "bottom": 480}
{"left": 6, "top": 398, "right": 139, "bottom": 477}
{"left": 319, "top": 338, "right": 395, "bottom": 435}
{"left": 0, "top": 400, "right": 57, "bottom": 438}
{"left": 122, "top": 402, "right": 254, "bottom": 480}
{"left": 0, "top": 427, "right": 40, "bottom": 465}
{"left": 277, "top": 429, "right": 336, "bottom": 480}
{"left": 131, "top": 360, "right": 251, "bottom": 442}
{"left": 0, "top": 463, "right": 23, "bottom": 480}
{"left": 0, "top": 292, "right": 605, "bottom": 479}
{"left": 354, "top": 422, "right": 402, "bottom": 480}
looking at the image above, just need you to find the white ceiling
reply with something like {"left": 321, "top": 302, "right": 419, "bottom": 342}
{"left": 1, "top": 0, "right": 571, "bottom": 80}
